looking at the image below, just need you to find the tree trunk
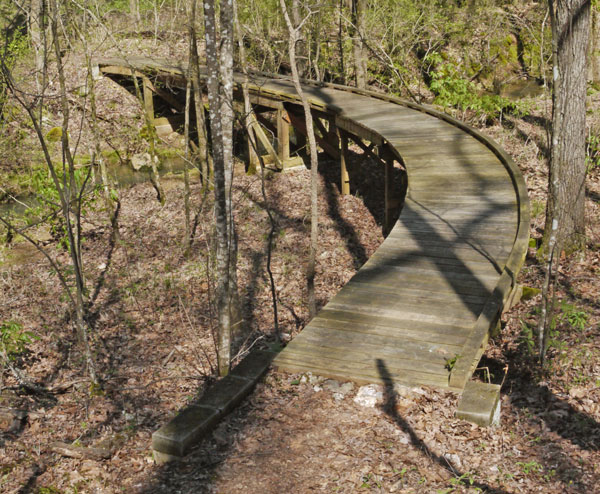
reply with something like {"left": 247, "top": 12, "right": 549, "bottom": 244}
{"left": 129, "top": 0, "right": 140, "bottom": 24}
{"left": 204, "top": 0, "right": 239, "bottom": 377}
{"left": 183, "top": 76, "right": 192, "bottom": 250}
{"left": 28, "top": 0, "right": 45, "bottom": 88}
{"left": 543, "top": 0, "right": 590, "bottom": 254}
{"left": 589, "top": 3, "right": 600, "bottom": 84}
{"left": 280, "top": 0, "right": 320, "bottom": 319}
{"left": 351, "top": 0, "right": 368, "bottom": 89}
{"left": 338, "top": 0, "right": 345, "bottom": 84}
{"left": 189, "top": 0, "right": 212, "bottom": 186}
{"left": 51, "top": 1, "right": 97, "bottom": 383}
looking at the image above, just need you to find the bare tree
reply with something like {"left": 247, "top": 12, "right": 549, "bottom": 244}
{"left": 203, "top": 0, "right": 240, "bottom": 376}
{"left": 1, "top": 0, "right": 98, "bottom": 384}
{"left": 188, "top": 0, "right": 212, "bottom": 188}
{"left": 280, "top": 0, "right": 320, "bottom": 318}
{"left": 234, "top": 0, "right": 279, "bottom": 339}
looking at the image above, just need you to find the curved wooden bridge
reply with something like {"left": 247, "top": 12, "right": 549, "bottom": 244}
{"left": 96, "top": 57, "right": 529, "bottom": 393}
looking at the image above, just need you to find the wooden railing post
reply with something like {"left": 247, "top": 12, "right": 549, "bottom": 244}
{"left": 277, "top": 109, "right": 290, "bottom": 161}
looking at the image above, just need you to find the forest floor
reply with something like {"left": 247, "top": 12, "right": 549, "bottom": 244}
{"left": 1, "top": 26, "right": 600, "bottom": 494}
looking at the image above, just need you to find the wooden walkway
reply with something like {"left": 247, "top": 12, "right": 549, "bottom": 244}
{"left": 95, "top": 57, "right": 530, "bottom": 392}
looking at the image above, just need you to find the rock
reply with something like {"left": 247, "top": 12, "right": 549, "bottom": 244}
{"left": 398, "top": 435, "right": 410, "bottom": 445}
{"left": 443, "top": 453, "right": 462, "bottom": 469}
{"left": 321, "top": 380, "right": 355, "bottom": 401}
{"left": 322, "top": 379, "right": 341, "bottom": 393}
{"left": 353, "top": 384, "right": 383, "bottom": 408}
{"left": 394, "top": 384, "right": 425, "bottom": 398}
{"left": 130, "top": 152, "right": 158, "bottom": 171}
{"left": 568, "top": 386, "right": 586, "bottom": 399}
{"left": 336, "top": 383, "right": 355, "bottom": 400}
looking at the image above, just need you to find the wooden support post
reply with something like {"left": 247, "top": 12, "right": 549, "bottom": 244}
{"left": 287, "top": 110, "right": 340, "bottom": 160}
{"left": 142, "top": 77, "right": 155, "bottom": 123}
{"left": 247, "top": 126, "right": 259, "bottom": 172}
{"left": 277, "top": 109, "right": 290, "bottom": 161}
{"left": 337, "top": 128, "right": 350, "bottom": 195}
{"left": 313, "top": 117, "right": 329, "bottom": 141}
{"left": 250, "top": 114, "right": 283, "bottom": 169}
{"left": 328, "top": 116, "right": 339, "bottom": 146}
{"left": 294, "top": 128, "right": 306, "bottom": 150}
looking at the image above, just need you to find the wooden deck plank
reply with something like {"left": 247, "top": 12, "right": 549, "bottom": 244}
{"left": 307, "top": 314, "right": 471, "bottom": 346}
{"left": 290, "top": 327, "right": 462, "bottom": 367}
{"left": 328, "top": 290, "right": 481, "bottom": 324}
{"left": 273, "top": 350, "right": 452, "bottom": 388}
{"left": 315, "top": 308, "right": 476, "bottom": 336}
{"left": 388, "top": 222, "right": 515, "bottom": 240}
{"left": 347, "top": 272, "right": 499, "bottom": 298}
{"left": 277, "top": 342, "right": 451, "bottom": 378}
{"left": 324, "top": 299, "right": 479, "bottom": 325}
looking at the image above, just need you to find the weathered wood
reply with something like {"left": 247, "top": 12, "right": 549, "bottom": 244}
{"left": 273, "top": 351, "right": 453, "bottom": 388}
{"left": 339, "top": 128, "right": 350, "bottom": 195}
{"left": 249, "top": 114, "right": 283, "bottom": 169}
{"left": 308, "top": 314, "right": 470, "bottom": 346}
{"left": 287, "top": 110, "right": 340, "bottom": 159}
{"left": 277, "top": 109, "right": 290, "bottom": 160}
{"left": 384, "top": 151, "right": 394, "bottom": 233}
{"left": 50, "top": 442, "right": 112, "bottom": 461}
{"left": 285, "top": 335, "right": 454, "bottom": 375}
{"left": 142, "top": 77, "right": 154, "bottom": 122}
{"left": 94, "top": 57, "right": 530, "bottom": 395}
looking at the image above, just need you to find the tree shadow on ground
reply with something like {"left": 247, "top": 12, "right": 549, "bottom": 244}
{"left": 476, "top": 350, "right": 599, "bottom": 490}
{"left": 377, "top": 358, "right": 597, "bottom": 493}
{"left": 479, "top": 349, "right": 600, "bottom": 453}
{"left": 375, "top": 359, "right": 511, "bottom": 494}
{"left": 502, "top": 115, "right": 550, "bottom": 159}
{"left": 137, "top": 393, "right": 259, "bottom": 493}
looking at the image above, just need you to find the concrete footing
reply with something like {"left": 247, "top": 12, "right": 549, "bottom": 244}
{"left": 152, "top": 349, "right": 276, "bottom": 463}
{"left": 455, "top": 381, "right": 501, "bottom": 427}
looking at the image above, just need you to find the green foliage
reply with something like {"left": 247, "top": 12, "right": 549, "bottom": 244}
{"left": 360, "top": 472, "right": 382, "bottom": 489}
{"left": 558, "top": 301, "right": 588, "bottom": 331}
{"left": 518, "top": 319, "right": 536, "bottom": 355}
{"left": 444, "top": 354, "right": 461, "bottom": 371}
{"left": 530, "top": 199, "right": 545, "bottom": 219}
{"left": 22, "top": 166, "right": 98, "bottom": 250}
{"left": 45, "top": 127, "right": 63, "bottom": 143}
{"left": 0, "top": 321, "right": 38, "bottom": 361}
{"left": 517, "top": 460, "right": 543, "bottom": 475}
{"left": 425, "top": 52, "right": 524, "bottom": 121}
{"left": 450, "top": 471, "right": 478, "bottom": 488}
{"left": 1, "top": 26, "right": 28, "bottom": 122}
{"left": 105, "top": 0, "right": 155, "bottom": 14}
{"left": 37, "top": 487, "right": 60, "bottom": 494}
{"left": 520, "top": 301, "right": 589, "bottom": 357}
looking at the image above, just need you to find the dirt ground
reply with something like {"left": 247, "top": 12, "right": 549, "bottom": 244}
{"left": 1, "top": 25, "right": 600, "bottom": 494}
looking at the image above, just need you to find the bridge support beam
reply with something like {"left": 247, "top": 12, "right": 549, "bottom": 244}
{"left": 337, "top": 128, "right": 350, "bottom": 195}
{"left": 277, "top": 109, "right": 290, "bottom": 162}
{"left": 142, "top": 77, "right": 155, "bottom": 124}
